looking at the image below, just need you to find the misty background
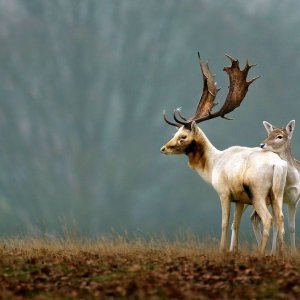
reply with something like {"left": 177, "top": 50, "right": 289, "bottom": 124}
{"left": 0, "top": 0, "right": 299, "bottom": 243}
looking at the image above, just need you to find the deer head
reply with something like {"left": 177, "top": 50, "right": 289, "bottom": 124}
{"left": 160, "top": 121, "right": 199, "bottom": 155}
{"left": 260, "top": 120, "right": 295, "bottom": 153}
{"left": 161, "top": 52, "right": 259, "bottom": 155}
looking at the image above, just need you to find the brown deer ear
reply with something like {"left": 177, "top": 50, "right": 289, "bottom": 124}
{"left": 263, "top": 121, "right": 276, "bottom": 134}
{"left": 286, "top": 120, "right": 295, "bottom": 139}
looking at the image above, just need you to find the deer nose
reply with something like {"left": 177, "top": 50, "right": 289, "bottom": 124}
{"left": 260, "top": 143, "right": 265, "bottom": 149}
{"left": 160, "top": 146, "right": 166, "bottom": 153}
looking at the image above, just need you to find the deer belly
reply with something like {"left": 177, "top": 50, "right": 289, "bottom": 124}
{"left": 230, "top": 184, "right": 253, "bottom": 205}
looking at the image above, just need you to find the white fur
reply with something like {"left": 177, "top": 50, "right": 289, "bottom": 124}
{"left": 161, "top": 124, "right": 287, "bottom": 254}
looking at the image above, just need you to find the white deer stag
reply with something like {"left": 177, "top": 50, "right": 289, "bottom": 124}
{"left": 160, "top": 53, "right": 287, "bottom": 255}
{"left": 252, "top": 120, "right": 300, "bottom": 252}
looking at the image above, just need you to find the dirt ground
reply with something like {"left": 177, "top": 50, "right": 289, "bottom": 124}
{"left": 0, "top": 237, "right": 300, "bottom": 299}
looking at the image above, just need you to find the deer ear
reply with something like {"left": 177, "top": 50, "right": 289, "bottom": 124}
{"left": 263, "top": 121, "right": 276, "bottom": 134}
{"left": 286, "top": 120, "right": 295, "bottom": 139}
{"left": 191, "top": 121, "right": 198, "bottom": 133}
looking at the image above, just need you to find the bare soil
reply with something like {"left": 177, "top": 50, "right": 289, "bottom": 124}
{"left": 0, "top": 237, "right": 300, "bottom": 299}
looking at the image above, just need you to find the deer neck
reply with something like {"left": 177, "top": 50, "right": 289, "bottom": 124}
{"left": 278, "top": 143, "right": 300, "bottom": 172}
{"left": 186, "top": 128, "right": 219, "bottom": 183}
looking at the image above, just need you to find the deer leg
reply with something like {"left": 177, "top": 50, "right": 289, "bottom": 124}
{"left": 271, "top": 164, "right": 286, "bottom": 256}
{"left": 250, "top": 210, "right": 262, "bottom": 247}
{"left": 252, "top": 201, "right": 272, "bottom": 255}
{"left": 271, "top": 219, "right": 278, "bottom": 255}
{"left": 288, "top": 203, "right": 297, "bottom": 252}
{"left": 271, "top": 202, "right": 284, "bottom": 256}
{"left": 229, "top": 202, "right": 244, "bottom": 252}
{"left": 230, "top": 223, "right": 235, "bottom": 251}
{"left": 230, "top": 204, "right": 248, "bottom": 251}
{"left": 219, "top": 195, "right": 231, "bottom": 252}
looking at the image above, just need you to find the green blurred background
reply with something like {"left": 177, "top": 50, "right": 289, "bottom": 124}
{"left": 0, "top": 0, "right": 299, "bottom": 243}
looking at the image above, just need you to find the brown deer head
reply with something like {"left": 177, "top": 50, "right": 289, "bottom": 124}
{"left": 260, "top": 120, "right": 295, "bottom": 153}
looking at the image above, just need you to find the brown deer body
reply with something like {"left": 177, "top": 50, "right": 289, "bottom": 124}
{"left": 255, "top": 120, "right": 300, "bottom": 252}
{"left": 161, "top": 53, "right": 287, "bottom": 254}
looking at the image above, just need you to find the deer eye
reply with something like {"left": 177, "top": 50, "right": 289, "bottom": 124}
{"left": 277, "top": 135, "right": 283, "bottom": 139}
{"left": 180, "top": 135, "right": 187, "bottom": 140}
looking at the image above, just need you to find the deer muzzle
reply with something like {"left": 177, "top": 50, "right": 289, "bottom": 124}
{"left": 160, "top": 146, "right": 166, "bottom": 154}
{"left": 260, "top": 143, "right": 266, "bottom": 149}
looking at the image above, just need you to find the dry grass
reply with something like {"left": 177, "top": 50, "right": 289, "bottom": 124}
{"left": 1, "top": 235, "right": 300, "bottom": 299}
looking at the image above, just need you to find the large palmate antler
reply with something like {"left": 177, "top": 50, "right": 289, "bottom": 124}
{"left": 163, "top": 52, "right": 260, "bottom": 128}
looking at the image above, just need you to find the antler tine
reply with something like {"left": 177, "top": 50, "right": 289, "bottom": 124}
{"left": 247, "top": 75, "right": 261, "bottom": 85}
{"left": 173, "top": 110, "right": 189, "bottom": 126}
{"left": 177, "top": 110, "right": 188, "bottom": 121}
{"left": 192, "top": 55, "right": 259, "bottom": 123}
{"left": 245, "top": 59, "right": 257, "bottom": 69}
{"left": 225, "top": 54, "right": 238, "bottom": 63}
{"left": 243, "top": 59, "right": 258, "bottom": 77}
{"left": 175, "top": 107, "right": 188, "bottom": 121}
{"left": 163, "top": 110, "right": 180, "bottom": 127}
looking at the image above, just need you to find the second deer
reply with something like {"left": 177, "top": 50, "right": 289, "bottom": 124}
{"left": 256, "top": 120, "right": 300, "bottom": 252}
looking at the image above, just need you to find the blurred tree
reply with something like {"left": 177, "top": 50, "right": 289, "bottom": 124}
{"left": 0, "top": 0, "right": 299, "bottom": 240}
